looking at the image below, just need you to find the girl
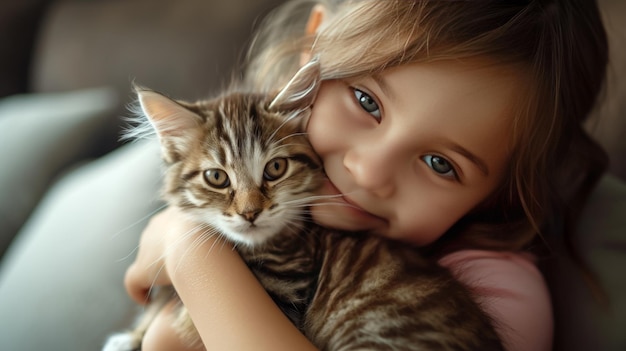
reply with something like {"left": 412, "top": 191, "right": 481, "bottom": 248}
{"left": 125, "top": 0, "right": 609, "bottom": 350}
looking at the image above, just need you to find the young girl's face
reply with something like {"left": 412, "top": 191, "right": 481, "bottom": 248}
{"left": 306, "top": 59, "right": 525, "bottom": 246}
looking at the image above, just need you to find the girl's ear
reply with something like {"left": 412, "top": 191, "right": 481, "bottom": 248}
{"left": 132, "top": 85, "right": 203, "bottom": 161}
{"left": 306, "top": 4, "right": 326, "bottom": 36}
{"left": 269, "top": 58, "right": 321, "bottom": 111}
{"left": 300, "top": 4, "right": 326, "bottom": 65}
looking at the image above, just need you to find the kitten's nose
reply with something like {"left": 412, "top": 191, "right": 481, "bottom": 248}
{"left": 241, "top": 209, "right": 262, "bottom": 223}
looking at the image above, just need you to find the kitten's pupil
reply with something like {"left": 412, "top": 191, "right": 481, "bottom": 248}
{"left": 204, "top": 169, "right": 230, "bottom": 188}
{"left": 263, "top": 158, "right": 288, "bottom": 181}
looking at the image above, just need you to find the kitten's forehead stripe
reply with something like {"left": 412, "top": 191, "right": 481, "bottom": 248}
{"left": 182, "top": 170, "right": 200, "bottom": 182}
{"left": 216, "top": 144, "right": 227, "bottom": 166}
{"left": 291, "top": 154, "right": 321, "bottom": 170}
{"left": 213, "top": 111, "right": 226, "bottom": 142}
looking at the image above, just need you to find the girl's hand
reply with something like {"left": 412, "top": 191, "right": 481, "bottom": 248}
{"left": 124, "top": 206, "right": 195, "bottom": 304}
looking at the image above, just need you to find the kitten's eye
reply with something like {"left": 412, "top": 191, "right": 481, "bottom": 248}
{"left": 422, "top": 155, "right": 457, "bottom": 179}
{"left": 264, "top": 158, "right": 288, "bottom": 181}
{"left": 204, "top": 169, "right": 230, "bottom": 188}
{"left": 353, "top": 88, "right": 381, "bottom": 120}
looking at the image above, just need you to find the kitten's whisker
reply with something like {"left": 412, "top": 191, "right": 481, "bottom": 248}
{"left": 207, "top": 232, "right": 230, "bottom": 255}
{"left": 171, "top": 224, "right": 219, "bottom": 276}
{"left": 305, "top": 193, "right": 347, "bottom": 201}
{"left": 310, "top": 202, "right": 358, "bottom": 208}
{"left": 150, "top": 223, "right": 207, "bottom": 271}
{"left": 282, "top": 193, "right": 344, "bottom": 205}
{"left": 193, "top": 227, "right": 222, "bottom": 260}
{"left": 190, "top": 225, "right": 215, "bottom": 251}
{"left": 146, "top": 261, "right": 168, "bottom": 304}
{"left": 267, "top": 110, "right": 307, "bottom": 143}
{"left": 287, "top": 202, "right": 352, "bottom": 208}
{"left": 114, "top": 206, "right": 171, "bottom": 263}
{"left": 273, "top": 132, "right": 308, "bottom": 145}
{"left": 111, "top": 203, "right": 168, "bottom": 240}
{"left": 273, "top": 143, "right": 309, "bottom": 153}
{"left": 219, "top": 235, "right": 231, "bottom": 252}
{"left": 284, "top": 220, "right": 308, "bottom": 236}
{"left": 116, "top": 244, "right": 142, "bottom": 264}
{"left": 289, "top": 202, "right": 360, "bottom": 211}
{"left": 285, "top": 191, "right": 371, "bottom": 212}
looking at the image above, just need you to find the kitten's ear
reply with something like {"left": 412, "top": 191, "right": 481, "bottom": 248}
{"left": 133, "top": 85, "right": 203, "bottom": 160}
{"left": 269, "top": 58, "right": 320, "bottom": 111}
{"left": 135, "top": 87, "right": 201, "bottom": 137}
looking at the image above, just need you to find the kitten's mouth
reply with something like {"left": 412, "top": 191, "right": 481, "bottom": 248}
{"left": 228, "top": 223, "right": 277, "bottom": 246}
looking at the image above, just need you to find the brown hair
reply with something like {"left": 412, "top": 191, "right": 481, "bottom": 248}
{"left": 244, "top": 0, "right": 609, "bottom": 255}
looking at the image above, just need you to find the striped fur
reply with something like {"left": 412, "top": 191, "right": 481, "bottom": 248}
{"left": 303, "top": 232, "right": 504, "bottom": 350}
{"left": 105, "top": 61, "right": 504, "bottom": 351}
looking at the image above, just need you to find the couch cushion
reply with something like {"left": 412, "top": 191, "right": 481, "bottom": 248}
{"left": 0, "top": 87, "right": 119, "bottom": 257}
{"left": 0, "top": 141, "right": 163, "bottom": 351}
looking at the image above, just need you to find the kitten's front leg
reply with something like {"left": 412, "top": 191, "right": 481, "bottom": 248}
{"left": 102, "top": 287, "right": 175, "bottom": 351}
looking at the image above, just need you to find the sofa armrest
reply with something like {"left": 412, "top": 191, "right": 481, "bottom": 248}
{"left": 0, "top": 87, "right": 120, "bottom": 257}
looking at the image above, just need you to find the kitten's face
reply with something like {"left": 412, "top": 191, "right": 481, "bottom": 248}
{"left": 166, "top": 94, "right": 323, "bottom": 246}
{"left": 135, "top": 60, "right": 322, "bottom": 247}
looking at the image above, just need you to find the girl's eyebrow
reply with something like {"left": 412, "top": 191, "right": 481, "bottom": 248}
{"left": 446, "top": 142, "right": 490, "bottom": 177}
{"left": 371, "top": 73, "right": 396, "bottom": 102}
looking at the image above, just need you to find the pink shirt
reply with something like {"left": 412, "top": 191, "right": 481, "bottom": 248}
{"left": 439, "top": 250, "right": 553, "bottom": 351}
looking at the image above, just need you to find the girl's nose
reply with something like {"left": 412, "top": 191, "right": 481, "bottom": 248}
{"left": 343, "top": 146, "right": 395, "bottom": 198}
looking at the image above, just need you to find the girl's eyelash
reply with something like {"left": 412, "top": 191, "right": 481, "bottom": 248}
{"left": 351, "top": 87, "right": 382, "bottom": 121}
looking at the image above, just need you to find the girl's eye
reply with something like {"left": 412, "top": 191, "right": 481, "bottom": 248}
{"left": 204, "top": 169, "right": 230, "bottom": 188}
{"left": 353, "top": 88, "right": 381, "bottom": 120}
{"left": 422, "top": 155, "right": 457, "bottom": 179}
{"left": 263, "top": 158, "right": 288, "bottom": 181}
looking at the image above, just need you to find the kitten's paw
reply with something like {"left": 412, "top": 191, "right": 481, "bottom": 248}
{"left": 102, "top": 333, "right": 141, "bottom": 351}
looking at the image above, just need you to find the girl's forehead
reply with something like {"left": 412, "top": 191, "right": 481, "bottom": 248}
{"left": 376, "top": 58, "right": 527, "bottom": 111}
{"left": 342, "top": 56, "right": 528, "bottom": 96}
{"left": 386, "top": 57, "right": 526, "bottom": 82}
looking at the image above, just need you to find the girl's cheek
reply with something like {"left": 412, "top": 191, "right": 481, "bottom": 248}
{"left": 306, "top": 110, "right": 328, "bottom": 155}
{"left": 306, "top": 81, "right": 347, "bottom": 155}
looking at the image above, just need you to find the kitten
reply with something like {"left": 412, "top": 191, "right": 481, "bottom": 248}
{"left": 104, "top": 60, "right": 504, "bottom": 351}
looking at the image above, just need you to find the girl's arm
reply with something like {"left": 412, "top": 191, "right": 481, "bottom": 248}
{"left": 125, "top": 207, "right": 318, "bottom": 350}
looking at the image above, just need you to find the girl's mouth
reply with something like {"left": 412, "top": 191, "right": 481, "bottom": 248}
{"left": 324, "top": 179, "right": 386, "bottom": 222}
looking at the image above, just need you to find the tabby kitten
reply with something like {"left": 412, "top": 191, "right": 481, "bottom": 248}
{"left": 104, "top": 60, "right": 504, "bottom": 351}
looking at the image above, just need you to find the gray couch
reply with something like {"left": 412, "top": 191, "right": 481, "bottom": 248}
{"left": 0, "top": 1, "right": 624, "bottom": 350}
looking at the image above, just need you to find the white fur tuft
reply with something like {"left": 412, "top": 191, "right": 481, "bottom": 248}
{"left": 120, "top": 98, "right": 157, "bottom": 142}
